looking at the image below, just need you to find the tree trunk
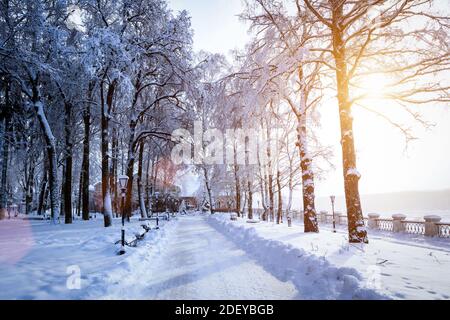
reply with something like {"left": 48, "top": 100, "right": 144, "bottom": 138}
{"left": 247, "top": 180, "right": 253, "bottom": 220}
{"left": 233, "top": 143, "right": 241, "bottom": 217}
{"left": 297, "top": 113, "right": 319, "bottom": 232}
{"left": 276, "top": 169, "right": 282, "bottom": 224}
{"left": 63, "top": 102, "right": 73, "bottom": 224}
{"left": 266, "top": 123, "right": 274, "bottom": 222}
{"left": 81, "top": 84, "right": 92, "bottom": 221}
{"left": 137, "top": 140, "right": 147, "bottom": 218}
{"left": 256, "top": 138, "right": 267, "bottom": 221}
{"left": 37, "top": 158, "right": 48, "bottom": 216}
{"left": 0, "top": 79, "right": 11, "bottom": 220}
{"left": 202, "top": 166, "right": 213, "bottom": 214}
{"left": 33, "top": 96, "right": 59, "bottom": 223}
{"left": 288, "top": 65, "right": 320, "bottom": 233}
{"left": 76, "top": 168, "right": 82, "bottom": 217}
{"left": 332, "top": 5, "right": 368, "bottom": 243}
{"left": 100, "top": 80, "right": 116, "bottom": 227}
{"left": 0, "top": 113, "right": 4, "bottom": 220}
{"left": 24, "top": 156, "right": 35, "bottom": 216}
{"left": 0, "top": 113, "right": 9, "bottom": 219}
{"left": 286, "top": 167, "right": 293, "bottom": 220}
{"left": 111, "top": 127, "right": 119, "bottom": 217}
{"left": 124, "top": 119, "right": 137, "bottom": 220}
{"left": 145, "top": 151, "right": 152, "bottom": 215}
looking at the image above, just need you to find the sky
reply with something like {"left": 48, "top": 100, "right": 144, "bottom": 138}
{"left": 168, "top": 0, "right": 450, "bottom": 198}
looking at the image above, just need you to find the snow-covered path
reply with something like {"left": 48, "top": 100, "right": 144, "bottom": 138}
{"left": 99, "top": 215, "right": 299, "bottom": 299}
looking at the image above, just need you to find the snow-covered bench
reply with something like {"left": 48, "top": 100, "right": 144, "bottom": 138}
{"left": 115, "top": 224, "right": 152, "bottom": 248}
{"left": 23, "top": 213, "right": 51, "bottom": 221}
{"left": 140, "top": 212, "right": 170, "bottom": 221}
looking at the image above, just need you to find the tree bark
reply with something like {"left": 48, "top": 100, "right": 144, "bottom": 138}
{"left": 81, "top": 83, "right": 93, "bottom": 221}
{"left": 247, "top": 179, "right": 253, "bottom": 220}
{"left": 284, "top": 65, "right": 320, "bottom": 233}
{"left": 276, "top": 169, "right": 282, "bottom": 224}
{"left": 145, "top": 151, "right": 152, "bottom": 215}
{"left": 202, "top": 166, "right": 213, "bottom": 214}
{"left": 137, "top": 140, "right": 147, "bottom": 218}
{"left": 76, "top": 168, "right": 82, "bottom": 217}
{"left": 111, "top": 127, "right": 119, "bottom": 217}
{"left": 24, "top": 156, "right": 35, "bottom": 216}
{"left": 100, "top": 79, "right": 116, "bottom": 227}
{"left": 37, "top": 157, "right": 48, "bottom": 216}
{"left": 63, "top": 102, "right": 73, "bottom": 224}
{"left": 265, "top": 122, "right": 274, "bottom": 222}
{"left": 124, "top": 119, "right": 137, "bottom": 220}
{"left": 297, "top": 111, "right": 319, "bottom": 232}
{"left": 33, "top": 92, "right": 59, "bottom": 222}
{"left": 233, "top": 142, "right": 241, "bottom": 217}
{"left": 0, "top": 115, "right": 9, "bottom": 219}
{"left": 0, "top": 79, "right": 11, "bottom": 219}
{"left": 256, "top": 138, "right": 268, "bottom": 221}
{"left": 331, "top": 4, "right": 368, "bottom": 243}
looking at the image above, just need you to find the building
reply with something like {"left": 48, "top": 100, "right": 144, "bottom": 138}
{"left": 212, "top": 195, "right": 236, "bottom": 212}
{"left": 91, "top": 176, "right": 181, "bottom": 214}
{"left": 179, "top": 197, "right": 198, "bottom": 210}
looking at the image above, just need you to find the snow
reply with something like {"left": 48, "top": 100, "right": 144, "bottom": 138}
{"left": 97, "top": 215, "right": 298, "bottom": 299}
{"left": 208, "top": 215, "right": 386, "bottom": 300}
{"left": 209, "top": 214, "right": 450, "bottom": 300}
{"left": 0, "top": 213, "right": 448, "bottom": 300}
{"left": 346, "top": 168, "right": 361, "bottom": 178}
{"left": 0, "top": 216, "right": 163, "bottom": 299}
{"left": 0, "top": 215, "right": 298, "bottom": 299}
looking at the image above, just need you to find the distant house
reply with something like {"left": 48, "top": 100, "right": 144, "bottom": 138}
{"left": 213, "top": 195, "right": 235, "bottom": 212}
{"left": 179, "top": 197, "right": 198, "bottom": 210}
{"left": 91, "top": 176, "right": 181, "bottom": 213}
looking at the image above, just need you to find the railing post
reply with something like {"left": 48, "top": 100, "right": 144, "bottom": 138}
{"left": 335, "top": 212, "right": 344, "bottom": 225}
{"left": 424, "top": 215, "right": 441, "bottom": 237}
{"left": 319, "top": 211, "right": 327, "bottom": 223}
{"left": 392, "top": 214, "right": 406, "bottom": 232}
{"left": 299, "top": 210, "right": 304, "bottom": 221}
{"left": 368, "top": 213, "right": 380, "bottom": 229}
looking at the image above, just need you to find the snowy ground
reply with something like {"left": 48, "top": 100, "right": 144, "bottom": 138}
{"left": 96, "top": 214, "right": 298, "bottom": 299}
{"left": 0, "top": 213, "right": 449, "bottom": 299}
{"left": 0, "top": 216, "right": 166, "bottom": 299}
{"left": 210, "top": 214, "right": 450, "bottom": 300}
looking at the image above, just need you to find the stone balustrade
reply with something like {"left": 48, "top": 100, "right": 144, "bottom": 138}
{"left": 424, "top": 215, "right": 441, "bottom": 237}
{"left": 392, "top": 214, "right": 407, "bottom": 232}
{"left": 241, "top": 208, "right": 449, "bottom": 238}
{"left": 316, "top": 212, "right": 448, "bottom": 238}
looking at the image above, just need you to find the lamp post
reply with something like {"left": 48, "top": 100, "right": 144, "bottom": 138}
{"left": 330, "top": 195, "right": 336, "bottom": 233}
{"left": 118, "top": 175, "right": 129, "bottom": 255}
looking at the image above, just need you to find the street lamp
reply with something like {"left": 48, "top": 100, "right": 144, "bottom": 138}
{"left": 330, "top": 195, "right": 336, "bottom": 233}
{"left": 118, "top": 175, "right": 129, "bottom": 255}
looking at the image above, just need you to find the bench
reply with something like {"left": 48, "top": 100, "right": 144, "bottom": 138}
{"left": 115, "top": 224, "right": 153, "bottom": 248}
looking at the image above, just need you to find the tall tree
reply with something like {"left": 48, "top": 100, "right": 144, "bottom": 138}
{"left": 303, "top": 0, "right": 449, "bottom": 242}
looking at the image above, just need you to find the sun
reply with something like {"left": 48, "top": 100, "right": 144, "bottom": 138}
{"left": 355, "top": 73, "right": 389, "bottom": 100}
{"left": 354, "top": 73, "right": 391, "bottom": 101}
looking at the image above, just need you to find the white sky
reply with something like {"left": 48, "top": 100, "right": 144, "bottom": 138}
{"left": 168, "top": 0, "right": 450, "bottom": 197}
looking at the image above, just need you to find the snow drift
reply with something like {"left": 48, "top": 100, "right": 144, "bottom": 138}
{"left": 208, "top": 214, "right": 388, "bottom": 300}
